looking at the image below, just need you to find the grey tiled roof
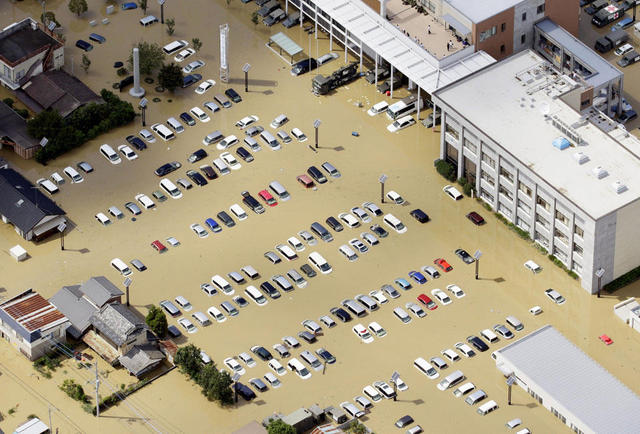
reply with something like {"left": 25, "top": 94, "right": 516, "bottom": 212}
{"left": 90, "top": 304, "right": 145, "bottom": 347}
{"left": 81, "top": 276, "right": 123, "bottom": 308}
{"left": 119, "top": 344, "right": 164, "bottom": 377}
{"left": 49, "top": 285, "right": 96, "bottom": 339}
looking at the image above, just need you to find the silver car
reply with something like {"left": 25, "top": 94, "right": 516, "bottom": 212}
{"left": 406, "top": 302, "right": 426, "bottom": 318}
{"left": 264, "top": 251, "right": 281, "bottom": 264}
{"left": 381, "top": 284, "right": 400, "bottom": 299}
{"left": 351, "top": 207, "right": 371, "bottom": 223}
{"left": 298, "top": 230, "right": 317, "bottom": 246}
{"left": 360, "top": 232, "right": 379, "bottom": 246}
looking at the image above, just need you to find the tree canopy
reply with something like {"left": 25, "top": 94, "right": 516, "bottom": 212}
{"left": 145, "top": 306, "right": 168, "bottom": 338}
{"left": 128, "top": 42, "right": 165, "bottom": 76}
{"left": 158, "top": 62, "right": 183, "bottom": 92}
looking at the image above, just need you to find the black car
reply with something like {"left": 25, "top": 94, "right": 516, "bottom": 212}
{"left": 454, "top": 248, "right": 475, "bottom": 264}
{"left": 225, "top": 88, "right": 242, "bottom": 103}
{"left": 75, "top": 39, "right": 93, "bottom": 51}
{"left": 200, "top": 165, "right": 218, "bottom": 180}
{"left": 300, "top": 263, "right": 317, "bottom": 278}
{"left": 316, "top": 348, "right": 336, "bottom": 364}
{"left": 325, "top": 216, "right": 344, "bottom": 232}
{"left": 307, "top": 166, "right": 327, "bottom": 184}
{"left": 187, "top": 148, "right": 206, "bottom": 163}
{"left": 182, "top": 73, "right": 202, "bottom": 88}
{"left": 119, "top": 75, "right": 134, "bottom": 91}
{"left": 291, "top": 58, "right": 318, "bottom": 76}
{"left": 410, "top": 208, "right": 430, "bottom": 223}
{"left": 585, "top": 1, "right": 606, "bottom": 14}
{"left": 154, "top": 161, "right": 181, "bottom": 176}
{"left": 251, "top": 346, "right": 273, "bottom": 361}
{"left": 217, "top": 211, "right": 235, "bottom": 227}
{"left": 259, "top": 281, "right": 281, "bottom": 299}
{"left": 298, "top": 331, "right": 316, "bottom": 344}
{"left": 330, "top": 307, "right": 352, "bottom": 322}
{"left": 395, "top": 415, "right": 414, "bottom": 429}
{"left": 370, "top": 224, "right": 389, "bottom": 238}
{"left": 241, "top": 191, "right": 265, "bottom": 214}
{"left": 236, "top": 146, "right": 254, "bottom": 162}
{"left": 467, "top": 335, "right": 489, "bottom": 352}
{"left": 186, "top": 170, "right": 207, "bottom": 186}
{"left": 126, "top": 135, "right": 147, "bottom": 151}
{"left": 249, "top": 378, "right": 268, "bottom": 392}
{"left": 233, "top": 296, "right": 249, "bottom": 307}
{"left": 180, "top": 112, "right": 196, "bottom": 126}
{"left": 234, "top": 382, "right": 256, "bottom": 401}
{"left": 167, "top": 325, "right": 182, "bottom": 338}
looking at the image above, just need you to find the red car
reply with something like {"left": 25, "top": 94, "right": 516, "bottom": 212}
{"left": 151, "top": 240, "right": 167, "bottom": 253}
{"left": 296, "top": 174, "right": 315, "bottom": 188}
{"left": 258, "top": 189, "right": 278, "bottom": 207}
{"left": 466, "top": 211, "right": 485, "bottom": 225}
{"left": 417, "top": 294, "right": 437, "bottom": 310}
{"left": 434, "top": 258, "right": 453, "bottom": 272}
{"left": 599, "top": 334, "right": 613, "bottom": 345}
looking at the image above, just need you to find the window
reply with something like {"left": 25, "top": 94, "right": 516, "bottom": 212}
{"left": 555, "top": 209, "right": 570, "bottom": 226}
{"left": 573, "top": 243, "right": 583, "bottom": 256}
{"left": 498, "top": 203, "right": 512, "bottom": 218}
{"left": 445, "top": 123, "right": 459, "bottom": 141}
{"left": 481, "top": 152, "right": 496, "bottom": 169}
{"left": 518, "top": 182, "right": 532, "bottom": 197}
{"left": 517, "top": 199, "right": 530, "bottom": 215}
{"left": 554, "top": 228, "right": 569, "bottom": 245}
{"left": 481, "top": 170, "right": 495, "bottom": 187}
{"left": 463, "top": 138, "right": 477, "bottom": 154}
{"left": 521, "top": 34, "right": 526, "bottom": 44}
{"left": 553, "top": 247, "right": 568, "bottom": 263}
{"left": 500, "top": 45, "right": 505, "bottom": 54}
{"left": 522, "top": 12, "right": 527, "bottom": 21}
{"left": 501, "top": 23, "right": 506, "bottom": 32}
{"left": 480, "top": 188, "right": 494, "bottom": 203}
{"left": 536, "top": 213, "right": 550, "bottom": 229}
{"left": 516, "top": 217, "right": 530, "bottom": 231}
{"left": 574, "top": 224, "right": 584, "bottom": 238}
{"left": 499, "top": 185, "right": 513, "bottom": 201}
{"left": 499, "top": 167, "right": 514, "bottom": 183}
{"left": 537, "top": 4, "right": 545, "bottom": 14}
{"left": 536, "top": 196, "right": 550, "bottom": 212}
{"left": 479, "top": 26, "right": 497, "bottom": 42}
{"left": 571, "top": 261, "right": 582, "bottom": 276}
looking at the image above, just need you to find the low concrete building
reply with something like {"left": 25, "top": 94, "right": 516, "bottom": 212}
{"left": 0, "top": 289, "right": 69, "bottom": 360}
{"left": 493, "top": 325, "right": 640, "bottom": 433}
{"left": 613, "top": 298, "right": 640, "bottom": 333}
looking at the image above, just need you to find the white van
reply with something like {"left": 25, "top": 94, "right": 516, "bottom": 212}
{"left": 139, "top": 15, "right": 158, "bottom": 26}
{"left": 63, "top": 166, "right": 83, "bottom": 183}
{"left": 213, "top": 158, "right": 230, "bottom": 175}
{"left": 163, "top": 40, "right": 188, "bottom": 55}
{"left": 270, "top": 114, "right": 288, "bottom": 128}
{"left": 443, "top": 184, "right": 463, "bottom": 200}
{"left": 217, "top": 135, "right": 238, "bottom": 150}
{"left": 437, "top": 370, "right": 465, "bottom": 391}
{"left": 151, "top": 123, "right": 175, "bottom": 141}
{"left": 269, "top": 181, "right": 290, "bottom": 201}
{"left": 393, "top": 307, "right": 411, "bottom": 323}
{"left": 465, "top": 389, "right": 487, "bottom": 405}
{"left": 481, "top": 329, "right": 499, "bottom": 343}
{"left": 476, "top": 400, "right": 498, "bottom": 415}
{"left": 191, "top": 311, "right": 211, "bottom": 326}
{"left": 309, "top": 252, "right": 332, "bottom": 274}
{"left": 363, "top": 385, "right": 382, "bottom": 402}
{"left": 100, "top": 144, "right": 121, "bottom": 164}
{"left": 36, "top": 178, "right": 59, "bottom": 195}
{"left": 453, "top": 382, "right": 475, "bottom": 398}
{"left": 414, "top": 357, "right": 436, "bottom": 377}
{"left": 368, "top": 101, "right": 389, "bottom": 116}
{"left": 386, "top": 95, "right": 423, "bottom": 120}
{"left": 245, "top": 285, "right": 267, "bottom": 306}
{"left": 300, "top": 350, "right": 322, "bottom": 371}
{"left": 339, "top": 244, "right": 358, "bottom": 261}
{"left": 287, "top": 358, "right": 311, "bottom": 379}
{"left": 167, "top": 117, "right": 184, "bottom": 133}
{"left": 110, "top": 258, "right": 132, "bottom": 276}
{"left": 260, "top": 131, "right": 281, "bottom": 150}
{"left": 207, "top": 306, "right": 226, "bottom": 323}
{"left": 230, "top": 204, "right": 247, "bottom": 220}
{"left": 506, "top": 316, "right": 524, "bottom": 331}
{"left": 383, "top": 213, "right": 407, "bottom": 234}
{"left": 211, "top": 275, "right": 234, "bottom": 295}
{"left": 94, "top": 212, "right": 111, "bottom": 225}
{"left": 50, "top": 172, "right": 65, "bottom": 185}
{"left": 160, "top": 178, "right": 182, "bottom": 199}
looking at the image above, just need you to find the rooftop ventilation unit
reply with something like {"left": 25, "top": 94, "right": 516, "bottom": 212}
{"left": 553, "top": 137, "right": 570, "bottom": 150}
{"left": 592, "top": 166, "right": 608, "bottom": 179}
{"left": 611, "top": 181, "right": 627, "bottom": 194}
{"left": 552, "top": 115, "right": 583, "bottom": 144}
{"left": 573, "top": 152, "right": 589, "bottom": 164}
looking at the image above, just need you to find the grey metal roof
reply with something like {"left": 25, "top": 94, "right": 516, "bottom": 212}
{"left": 535, "top": 18, "right": 622, "bottom": 89}
{"left": 0, "top": 168, "right": 65, "bottom": 233}
{"left": 80, "top": 276, "right": 123, "bottom": 308}
{"left": 269, "top": 32, "right": 303, "bottom": 57}
{"left": 119, "top": 344, "right": 164, "bottom": 377}
{"left": 90, "top": 304, "right": 145, "bottom": 347}
{"left": 444, "top": 0, "right": 523, "bottom": 23}
{"left": 495, "top": 325, "right": 640, "bottom": 433}
{"left": 0, "top": 101, "right": 38, "bottom": 153}
{"left": 49, "top": 285, "right": 96, "bottom": 339}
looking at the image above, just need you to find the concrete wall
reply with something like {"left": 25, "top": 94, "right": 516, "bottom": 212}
{"left": 513, "top": 0, "right": 547, "bottom": 53}
{"left": 0, "top": 321, "right": 67, "bottom": 361}
{"left": 613, "top": 198, "right": 640, "bottom": 278}
{"left": 474, "top": 8, "right": 514, "bottom": 60}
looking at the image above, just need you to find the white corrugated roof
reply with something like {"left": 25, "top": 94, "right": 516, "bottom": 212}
{"left": 495, "top": 325, "right": 640, "bottom": 433}
{"left": 313, "top": 0, "right": 495, "bottom": 93}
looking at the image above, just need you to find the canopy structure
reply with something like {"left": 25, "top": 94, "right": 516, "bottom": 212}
{"left": 267, "top": 32, "right": 303, "bottom": 64}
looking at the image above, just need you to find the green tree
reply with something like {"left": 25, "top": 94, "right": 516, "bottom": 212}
{"left": 128, "top": 42, "right": 165, "bottom": 76}
{"left": 347, "top": 421, "right": 367, "bottom": 434}
{"left": 267, "top": 419, "right": 296, "bottom": 434}
{"left": 166, "top": 18, "right": 176, "bottom": 35}
{"left": 40, "top": 11, "right": 60, "bottom": 27}
{"left": 68, "top": 0, "right": 88, "bottom": 17}
{"left": 191, "top": 38, "right": 202, "bottom": 53}
{"left": 81, "top": 54, "right": 91, "bottom": 73}
{"left": 138, "top": 0, "right": 147, "bottom": 13}
{"left": 60, "top": 379, "right": 87, "bottom": 402}
{"left": 157, "top": 62, "right": 183, "bottom": 92}
{"left": 251, "top": 11, "right": 259, "bottom": 27}
{"left": 198, "top": 364, "right": 233, "bottom": 404}
{"left": 175, "top": 344, "right": 203, "bottom": 379}
{"left": 145, "top": 306, "right": 168, "bottom": 338}
{"left": 27, "top": 110, "right": 64, "bottom": 140}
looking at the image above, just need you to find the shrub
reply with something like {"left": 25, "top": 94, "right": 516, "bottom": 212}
{"left": 267, "top": 419, "right": 296, "bottom": 434}
{"left": 60, "top": 379, "right": 88, "bottom": 402}
{"left": 463, "top": 183, "right": 473, "bottom": 197}
{"left": 117, "top": 67, "right": 128, "bottom": 76}
{"left": 145, "top": 305, "right": 168, "bottom": 338}
{"left": 603, "top": 265, "right": 640, "bottom": 293}
{"left": 435, "top": 159, "right": 456, "bottom": 182}
{"left": 3, "top": 98, "right": 14, "bottom": 107}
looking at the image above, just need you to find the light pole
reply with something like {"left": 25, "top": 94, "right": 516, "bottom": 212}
{"left": 232, "top": 373, "right": 240, "bottom": 404}
{"left": 57, "top": 222, "right": 66, "bottom": 251}
{"left": 158, "top": 0, "right": 166, "bottom": 24}
{"left": 314, "top": 119, "right": 321, "bottom": 149}
{"left": 124, "top": 277, "right": 132, "bottom": 307}
{"left": 242, "top": 63, "right": 251, "bottom": 93}
{"left": 595, "top": 268, "right": 605, "bottom": 298}
{"left": 139, "top": 98, "right": 148, "bottom": 127}
{"left": 379, "top": 174, "right": 388, "bottom": 203}
{"left": 506, "top": 375, "right": 516, "bottom": 405}
{"left": 390, "top": 371, "right": 399, "bottom": 402}
{"left": 474, "top": 250, "right": 482, "bottom": 280}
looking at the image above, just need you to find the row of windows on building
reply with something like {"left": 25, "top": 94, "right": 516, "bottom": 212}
{"left": 478, "top": 3, "right": 545, "bottom": 50}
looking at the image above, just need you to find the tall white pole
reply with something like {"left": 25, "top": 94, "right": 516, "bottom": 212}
{"left": 129, "top": 47, "right": 145, "bottom": 97}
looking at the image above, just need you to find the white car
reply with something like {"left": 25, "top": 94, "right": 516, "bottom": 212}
{"left": 529, "top": 306, "right": 543, "bottom": 315}
{"left": 220, "top": 152, "right": 241, "bottom": 170}
{"left": 182, "top": 59, "right": 205, "bottom": 74}
{"left": 368, "top": 321, "right": 387, "bottom": 338}
{"left": 454, "top": 342, "right": 476, "bottom": 358}
{"left": 353, "top": 323, "right": 374, "bottom": 343}
{"left": 166, "top": 237, "right": 180, "bottom": 246}
{"left": 338, "top": 212, "right": 360, "bottom": 228}
{"left": 387, "top": 115, "right": 416, "bottom": 132}
{"left": 63, "top": 166, "right": 84, "bottom": 183}
{"left": 117, "top": 144, "right": 137, "bottom": 161}
{"left": 351, "top": 207, "right": 371, "bottom": 223}
{"left": 298, "top": 230, "right": 317, "bottom": 246}
{"left": 178, "top": 318, "right": 196, "bottom": 333}
{"left": 363, "top": 201, "right": 382, "bottom": 216}
{"left": 544, "top": 288, "right": 566, "bottom": 305}
{"left": 431, "top": 289, "right": 452, "bottom": 305}
{"left": 443, "top": 184, "right": 463, "bottom": 200}
{"left": 287, "top": 236, "right": 305, "bottom": 252}
{"left": 349, "top": 238, "right": 368, "bottom": 254}
{"left": 239, "top": 352, "right": 256, "bottom": 368}
{"left": 134, "top": 193, "right": 155, "bottom": 209}
{"left": 235, "top": 115, "right": 259, "bottom": 129}
{"left": 195, "top": 79, "right": 215, "bottom": 94}
{"left": 174, "top": 47, "right": 195, "bottom": 62}
{"left": 190, "top": 223, "right": 208, "bottom": 238}
{"left": 139, "top": 128, "right": 156, "bottom": 143}
{"left": 406, "top": 302, "right": 426, "bottom": 318}
{"left": 291, "top": 127, "right": 307, "bottom": 142}
{"left": 441, "top": 348, "right": 460, "bottom": 362}
{"left": 393, "top": 376, "right": 409, "bottom": 391}
{"left": 207, "top": 306, "right": 226, "bottom": 323}
{"left": 446, "top": 284, "right": 466, "bottom": 298}
{"left": 275, "top": 244, "right": 297, "bottom": 260}
{"left": 368, "top": 101, "right": 388, "bottom": 116}
{"left": 524, "top": 260, "right": 542, "bottom": 273}
{"left": 268, "top": 359, "right": 287, "bottom": 376}
{"left": 223, "top": 357, "right": 245, "bottom": 376}
{"left": 386, "top": 190, "right": 405, "bottom": 204}
{"left": 190, "top": 106, "right": 210, "bottom": 122}
{"left": 263, "top": 372, "right": 281, "bottom": 388}
{"left": 368, "top": 290, "right": 388, "bottom": 304}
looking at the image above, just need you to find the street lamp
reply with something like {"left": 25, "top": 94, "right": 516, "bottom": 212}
{"left": 474, "top": 250, "right": 482, "bottom": 280}
{"left": 139, "top": 98, "right": 148, "bottom": 127}
{"left": 390, "top": 371, "right": 399, "bottom": 402}
{"left": 506, "top": 375, "right": 516, "bottom": 405}
{"left": 124, "top": 277, "right": 132, "bottom": 307}
{"left": 158, "top": 0, "right": 166, "bottom": 24}
{"left": 314, "top": 119, "right": 321, "bottom": 149}
{"left": 242, "top": 63, "right": 251, "bottom": 93}
{"left": 57, "top": 222, "right": 67, "bottom": 251}
{"left": 379, "top": 174, "right": 388, "bottom": 203}
{"left": 595, "top": 267, "right": 605, "bottom": 298}
{"left": 232, "top": 373, "right": 241, "bottom": 403}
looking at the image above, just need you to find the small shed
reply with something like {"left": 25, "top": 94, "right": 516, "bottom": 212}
{"left": 9, "top": 244, "right": 27, "bottom": 261}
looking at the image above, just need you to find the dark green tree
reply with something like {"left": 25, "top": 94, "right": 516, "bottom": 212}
{"left": 68, "top": 0, "right": 88, "bottom": 17}
{"left": 158, "top": 62, "right": 183, "bottom": 92}
{"left": 191, "top": 38, "right": 202, "bottom": 53}
{"left": 251, "top": 11, "right": 259, "bottom": 27}
{"left": 128, "top": 42, "right": 165, "bottom": 76}
{"left": 175, "top": 344, "right": 203, "bottom": 379}
{"left": 27, "top": 110, "right": 64, "bottom": 140}
{"left": 40, "top": 12, "right": 60, "bottom": 27}
{"left": 166, "top": 18, "right": 176, "bottom": 35}
{"left": 267, "top": 419, "right": 296, "bottom": 434}
{"left": 198, "top": 364, "right": 233, "bottom": 404}
{"left": 138, "top": 0, "right": 148, "bottom": 13}
{"left": 81, "top": 54, "right": 91, "bottom": 73}
{"left": 145, "top": 306, "right": 168, "bottom": 338}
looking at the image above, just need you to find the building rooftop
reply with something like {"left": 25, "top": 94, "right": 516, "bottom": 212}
{"left": 495, "top": 325, "right": 640, "bottom": 433}
{"left": 0, "top": 289, "right": 67, "bottom": 343}
{"left": 444, "top": 0, "right": 523, "bottom": 23}
{"left": 434, "top": 50, "right": 640, "bottom": 219}
{"left": 90, "top": 304, "right": 145, "bottom": 347}
{"left": 0, "top": 102, "right": 39, "bottom": 154}
{"left": 0, "top": 18, "right": 61, "bottom": 65}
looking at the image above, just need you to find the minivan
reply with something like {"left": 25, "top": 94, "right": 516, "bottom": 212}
{"left": 192, "top": 311, "right": 211, "bottom": 326}
{"left": 203, "top": 130, "right": 224, "bottom": 146}
{"left": 230, "top": 204, "right": 248, "bottom": 220}
{"left": 453, "top": 382, "right": 475, "bottom": 398}
{"left": 260, "top": 131, "right": 281, "bottom": 150}
{"left": 36, "top": 178, "right": 59, "bottom": 195}
{"left": 110, "top": 258, "right": 132, "bottom": 276}
{"left": 211, "top": 275, "right": 234, "bottom": 295}
{"left": 151, "top": 123, "right": 175, "bottom": 141}
{"left": 437, "top": 370, "right": 465, "bottom": 391}
{"left": 309, "top": 252, "right": 332, "bottom": 274}
{"left": 63, "top": 166, "right": 83, "bottom": 183}
{"left": 393, "top": 307, "right": 411, "bottom": 323}
{"left": 100, "top": 144, "right": 121, "bottom": 164}
{"left": 287, "top": 358, "right": 311, "bottom": 379}
{"left": 342, "top": 299, "right": 367, "bottom": 318}
{"left": 160, "top": 178, "right": 182, "bottom": 199}
{"left": 167, "top": 117, "right": 184, "bottom": 133}
{"left": 506, "top": 316, "right": 524, "bottom": 331}
{"left": 159, "top": 300, "right": 180, "bottom": 316}
{"left": 139, "top": 15, "right": 158, "bottom": 26}
{"left": 311, "top": 222, "right": 333, "bottom": 242}
{"left": 465, "top": 389, "right": 487, "bottom": 405}
{"left": 273, "top": 275, "right": 294, "bottom": 292}
{"left": 214, "top": 94, "right": 232, "bottom": 108}
{"left": 339, "top": 244, "right": 358, "bottom": 261}
{"left": 383, "top": 213, "right": 407, "bottom": 234}
{"left": 300, "top": 350, "right": 322, "bottom": 371}
{"left": 481, "top": 329, "right": 499, "bottom": 343}
{"left": 174, "top": 296, "right": 192, "bottom": 311}
{"left": 287, "top": 269, "right": 307, "bottom": 287}
{"left": 245, "top": 285, "right": 267, "bottom": 306}
{"left": 50, "top": 172, "right": 65, "bottom": 185}
{"left": 321, "top": 161, "right": 340, "bottom": 178}
{"left": 243, "top": 137, "right": 260, "bottom": 151}
{"left": 363, "top": 385, "right": 382, "bottom": 402}
{"left": 213, "top": 158, "right": 230, "bottom": 175}
{"left": 163, "top": 40, "right": 188, "bottom": 55}
{"left": 271, "top": 114, "right": 288, "bottom": 128}
{"left": 269, "top": 181, "right": 290, "bottom": 201}
{"left": 476, "top": 400, "right": 498, "bottom": 415}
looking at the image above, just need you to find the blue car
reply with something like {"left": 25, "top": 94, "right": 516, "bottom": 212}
{"left": 408, "top": 271, "right": 427, "bottom": 284}
{"left": 121, "top": 2, "right": 137, "bottom": 9}
{"left": 205, "top": 218, "right": 221, "bottom": 233}
{"left": 89, "top": 33, "right": 106, "bottom": 43}
{"left": 394, "top": 278, "right": 413, "bottom": 290}
{"left": 612, "top": 17, "right": 634, "bottom": 31}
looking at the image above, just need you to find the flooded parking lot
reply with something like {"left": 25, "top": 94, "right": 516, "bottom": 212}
{"left": 1, "top": 1, "right": 640, "bottom": 433}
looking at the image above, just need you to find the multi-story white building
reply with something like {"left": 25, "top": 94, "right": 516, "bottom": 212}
{"left": 432, "top": 49, "right": 640, "bottom": 293}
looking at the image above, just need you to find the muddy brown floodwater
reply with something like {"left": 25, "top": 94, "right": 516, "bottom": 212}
{"left": 1, "top": 1, "right": 640, "bottom": 433}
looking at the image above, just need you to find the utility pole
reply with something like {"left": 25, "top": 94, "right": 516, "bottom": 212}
{"left": 48, "top": 405, "right": 52, "bottom": 431}
{"left": 506, "top": 375, "right": 515, "bottom": 405}
{"left": 379, "top": 174, "right": 388, "bottom": 203}
{"left": 95, "top": 363, "right": 100, "bottom": 417}
{"left": 124, "top": 277, "right": 132, "bottom": 307}
{"left": 474, "top": 250, "right": 482, "bottom": 280}
{"left": 314, "top": 119, "right": 321, "bottom": 149}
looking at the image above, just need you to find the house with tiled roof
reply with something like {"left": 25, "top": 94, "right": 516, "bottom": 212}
{"left": 0, "top": 289, "right": 69, "bottom": 360}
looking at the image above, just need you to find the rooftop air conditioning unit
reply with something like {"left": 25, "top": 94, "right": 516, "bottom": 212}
{"left": 592, "top": 166, "right": 608, "bottom": 179}
{"left": 573, "top": 152, "right": 589, "bottom": 164}
{"left": 611, "top": 181, "right": 627, "bottom": 194}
